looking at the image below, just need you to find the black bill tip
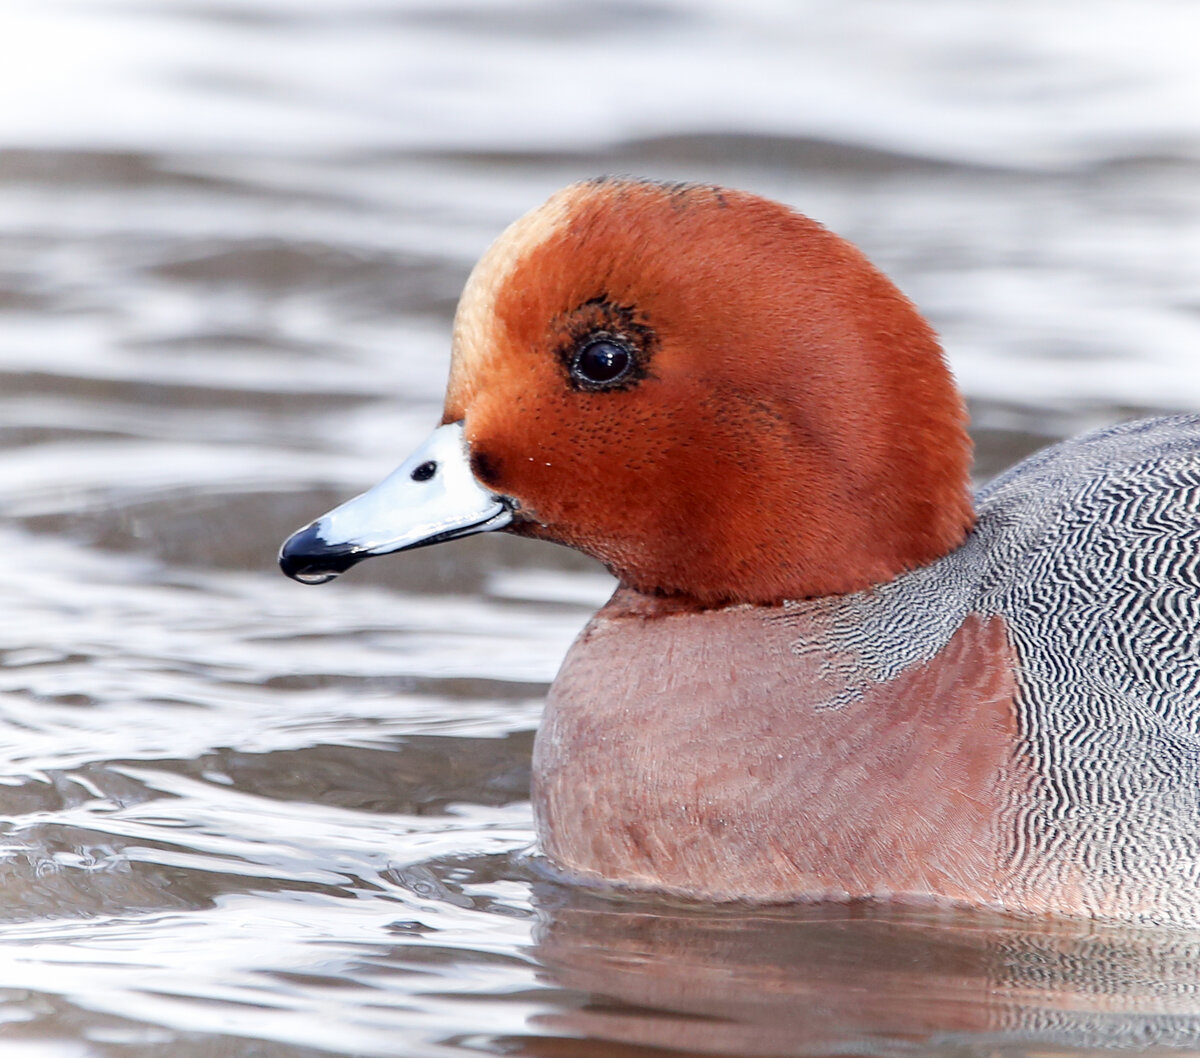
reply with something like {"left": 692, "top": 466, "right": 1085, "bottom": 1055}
{"left": 278, "top": 522, "right": 365, "bottom": 584}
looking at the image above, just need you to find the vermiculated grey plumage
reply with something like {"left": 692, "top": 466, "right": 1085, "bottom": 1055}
{"left": 792, "top": 415, "right": 1200, "bottom": 922}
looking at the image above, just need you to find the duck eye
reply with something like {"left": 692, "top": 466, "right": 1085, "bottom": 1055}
{"left": 571, "top": 338, "right": 633, "bottom": 388}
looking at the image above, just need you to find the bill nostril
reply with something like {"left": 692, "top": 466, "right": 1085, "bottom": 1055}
{"left": 411, "top": 461, "right": 437, "bottom": 482}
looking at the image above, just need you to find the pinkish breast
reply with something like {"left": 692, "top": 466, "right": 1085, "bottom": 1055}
{"left": 532, "top": 590, "right": 1026, "bottom": 909}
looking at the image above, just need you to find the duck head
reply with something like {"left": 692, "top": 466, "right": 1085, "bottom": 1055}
{"left": 280, "top": 179, "right": 974, "bottom": 607}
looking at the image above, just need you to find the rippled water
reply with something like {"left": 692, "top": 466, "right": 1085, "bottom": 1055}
{"left": 2, "top": 1, "right": 1200, "bottom": 1055}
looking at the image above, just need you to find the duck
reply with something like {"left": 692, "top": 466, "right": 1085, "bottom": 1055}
{"left": 279, "top": 178, "right": 1200, "bottom": 925}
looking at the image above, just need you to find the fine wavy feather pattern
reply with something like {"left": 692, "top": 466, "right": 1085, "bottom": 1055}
{"left": 783, "top": 415, "right": 1200, "bottom": 922}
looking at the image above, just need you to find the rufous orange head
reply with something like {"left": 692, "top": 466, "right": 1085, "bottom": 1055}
{"left": 443, "top": 178, "right": 973, "bottom": 606}
{"left": 281, "top": 178, "right": 974, "bottom": 607}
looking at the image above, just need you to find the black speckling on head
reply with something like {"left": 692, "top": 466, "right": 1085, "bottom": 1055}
{"left": 553, "top": 296, "right": 657, "bottom": 393}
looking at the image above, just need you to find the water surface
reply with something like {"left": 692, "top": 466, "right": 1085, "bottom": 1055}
{"left": 2, "top": 1, "right": 1200, "bottom": 1054}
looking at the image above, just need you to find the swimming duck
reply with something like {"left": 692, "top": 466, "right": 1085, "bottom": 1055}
{"left": 280, "top": 179, "right": 1200, "bottom": 924}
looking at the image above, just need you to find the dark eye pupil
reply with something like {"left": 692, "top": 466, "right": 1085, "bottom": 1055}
{"left": 575, "top": 340, "right": 631, "bottom": 384}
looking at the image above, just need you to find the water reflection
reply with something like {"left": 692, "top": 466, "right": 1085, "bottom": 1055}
{"left": 521, "top": 886, "right": 1200, "bottom": 1056}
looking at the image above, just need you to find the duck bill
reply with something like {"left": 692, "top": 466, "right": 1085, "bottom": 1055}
{"left": 278, "top": 421, "right": 512, "bottom": 584}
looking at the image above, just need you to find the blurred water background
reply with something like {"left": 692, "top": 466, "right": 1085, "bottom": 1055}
{"left": 1, "top": 1, "right": 1199, "bottom": 1055}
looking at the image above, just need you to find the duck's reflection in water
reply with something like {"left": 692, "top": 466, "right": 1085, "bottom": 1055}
{"left": 516, "top": 884, "right": 1200, "bottom": 1057}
